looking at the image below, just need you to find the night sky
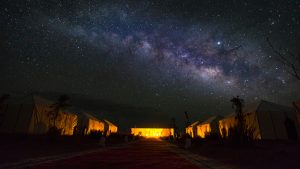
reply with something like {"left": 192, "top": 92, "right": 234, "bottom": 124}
{"left": 1, "top": 0, "right": 299, "bottom": 129}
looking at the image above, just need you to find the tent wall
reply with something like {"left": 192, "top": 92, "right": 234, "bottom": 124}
{"left": 219, "top": 116, "right": 236, "bottom": 137}
{"left": 75, "top": 113, "right": 105, "bottom": 135}
{"left": 0, "top": 104, "right": 33, "bottom": 133}
{"left": 131, "top": 128, "right": 174, "bottom": 137}
{"left": 0, "top": 96, "right": 78, "bottom": 135}
{"left": 197, "top": 120, "right": 220, "bottom": 138}
{"left": 219, "top": 112, "right": 261, "bottom": 139}
{"left": 14, "top": 104, "right": 34, "bottom": 133}
{"left": 244, "top": 112, "right": 261, "bottom": 139}
{"left": 185, "top": 126, "right": 192, "bottom": 137}
{"left": 185, "top": 121, "right": 200, "bottom": 138}
{"left": 28, "top": 102, "right": 52, "bottom": 134}
{"left": 197, "top": 123, "right": 210, "bottom": 138}
{"left": 103, "top": 120, "right": 118, "bottom": 136}
{"left": 297, "top": 113, "right": 300, "bottom": 130}
{"left": 257, "top": 110, "right": 300, "bottom": 140}
{"left": 87, "top": 118, "right": 105, "bottom": 134}
{"left": 59, "top": 112, "right": 77, "bottom": 135}
{"left": 185, "top": 126, "right": 197, "bottom": 138}
{"left": 219, "top": 101, "right": 299, "bottom": 140}
{"left": 28, "top": 96, "right": 78, "bottom": 135}
{"left": 108, "top": 124, "right": 118, "bottom": 134}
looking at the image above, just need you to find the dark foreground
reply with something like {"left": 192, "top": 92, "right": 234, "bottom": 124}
{"left": 1, "top": 136, "right": 300, "bottom": 169}
{"left": 186, "top": 139, "right": 300, "bottom": 169}
{"left": 27, "top": 138, "right": 200, "bottom": 169}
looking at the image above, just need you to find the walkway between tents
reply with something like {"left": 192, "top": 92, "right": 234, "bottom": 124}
{"left": 1, "top": 138, "right": 235, "bottom": 169}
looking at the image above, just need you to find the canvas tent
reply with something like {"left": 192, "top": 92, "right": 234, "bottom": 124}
{"left": 293, "top": 100, "right": 300, "bottom": 112}
{"left": 102, "top": 119, "right": 118, "bottom": 136}
{"left": 131, "top": 128, "right": 174, "bottom": 137}
{"left": 219, "top": 100, "right": 300, "bottom": 140}
{"left": 185, "top": 121, "right": 201, "bottom": 138}
{"left": 293, "top": 100, "right": 300, "bottom": 128}
{"left": 197, "top": 115, "right": 223, "bottom": 138}
{"left": 75, "top": 112, "right": 106, "bottom": 135}
{"left": 0, "top": 95, "right": 77, "bottom": 135}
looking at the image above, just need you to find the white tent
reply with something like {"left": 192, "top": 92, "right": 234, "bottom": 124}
{"left": 75, "top": 112, "right": 105, "bottom": 135}
{"left": 102, "top": 119, "right": 118, "bottom": 136}
{"left": 185, "top": 121, "right": 201, "bottom": 138}
{"left": 293, "top": 100, "right": 300, "bottom": 112}
{"left": 219, "top": 100, "right": 300, "bottom": 140}
{"left": 0, "top": 95, "right": 77, "bottom": 135}
{"left": 197, "top": 115, "right": 223, "bottom": 138}
{"left": 293, "top": 100, "right": 300, "bottom": 128}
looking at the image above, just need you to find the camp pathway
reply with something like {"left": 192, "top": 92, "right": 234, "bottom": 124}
{"left": 26, "top": 138, "right": 233, "bottom": 169}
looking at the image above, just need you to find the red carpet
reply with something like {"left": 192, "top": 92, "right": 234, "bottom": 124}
{"left": 31, "top": 139, "right": 200, "bottom": 169}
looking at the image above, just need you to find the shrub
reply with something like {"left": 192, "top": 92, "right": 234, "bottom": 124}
{"left": 47, "top": 126, "right": 62, "bottom": 136}
{"left": 204, "top": 132, "right": 222, "bottom": 140}
{"left": 89, "top": 130, "right": 103, "bottom": 139}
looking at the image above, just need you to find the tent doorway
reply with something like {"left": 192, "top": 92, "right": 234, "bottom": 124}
{"left": 285, "top": 117, "right": 298, "bottom": 140}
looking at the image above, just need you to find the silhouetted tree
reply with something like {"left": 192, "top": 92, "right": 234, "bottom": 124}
{"left": 0, "top": 94, "right": 10, "bottom": 126}
{"left": 170, "top": 117, "right": 179, "bottom": 139}
{"left": 184, "top": 111, "right": 191, "bottom": 128}
{"left": 48, "top": 95, "right": 70, "bottom": 127}
{"left": 267, "top": 38, "right": 300, "bottom": 81}
{"left": 230, "top": 96, "right": 245, "bottom": 144}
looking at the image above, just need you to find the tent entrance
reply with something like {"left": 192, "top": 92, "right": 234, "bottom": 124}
{"left": 285, "top": 117, "right": 298, "bottom": 140}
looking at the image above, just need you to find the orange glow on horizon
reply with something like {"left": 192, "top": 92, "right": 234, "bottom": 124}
{"left": 131, "top": 128, "right": 174, "bottom": 138}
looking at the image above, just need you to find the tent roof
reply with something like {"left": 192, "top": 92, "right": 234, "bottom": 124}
{"left": 200, "top": 115, "right": 223, "bottom": 125}
{"left": 187, "top": 121, "right": 201, "bottom": 128}
{"left": 256, "top": 100, "right": 294, "bottom": 114}
{"left": 4, "top": 94, "right": 34, "bottom": 104}
{"left": 2, "top": 94, "right": 57, "bottom": 106}
{"left": 222, "top": 100, "right": 294, "bottom": 119}
{"left": 80, "top": 112, "right": 102, "bottom": 121}
{"left": 103, "top": 119, "right": 117, "bottom": 127}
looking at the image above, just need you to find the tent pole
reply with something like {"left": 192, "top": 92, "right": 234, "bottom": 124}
{"left": 269, "top": 112, "right": 278, "bottom": 139}
{"left": 13, "top": 104, "right": 23, "bottom": 133}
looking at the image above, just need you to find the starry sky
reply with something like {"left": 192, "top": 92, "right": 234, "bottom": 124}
{"left": 0, "top": 0, "right": 300, "bottom": 128}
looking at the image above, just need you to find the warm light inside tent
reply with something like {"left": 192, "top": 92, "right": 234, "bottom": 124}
{"left": 87, "top": 119, "right": 105, "bottom": 134}
{"left": 197, "top": 124, "right": 211, "bottom": 138}
{"left": 186, "top": 126, "right": 194, "bottom": 137}
{"left": 131, "top": 128, "right": 174, "bottom": 137}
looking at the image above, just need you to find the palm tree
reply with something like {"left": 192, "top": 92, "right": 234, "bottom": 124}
{"left": 230, "top": 96, "right": 245, "bottom": 143}
{"left": 48, "top": 95, "right": 70, "bottom": 127}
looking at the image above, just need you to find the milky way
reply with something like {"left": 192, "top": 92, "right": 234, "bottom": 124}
{"left": 0, "top": 0, "right": 300, "bottom": 123}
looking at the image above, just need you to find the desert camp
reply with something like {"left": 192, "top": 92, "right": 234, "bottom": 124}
{"left": 219, "top": 100, "right": 300, "bottom": 140}
{"left": 0, "top": 94, "right": 118, "bottom": 136}
{"left": 1, "top": 1, "right": 300, "bottom": 168}
{"left": 0, "top": 95, "right": 77, "bottom": 135}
